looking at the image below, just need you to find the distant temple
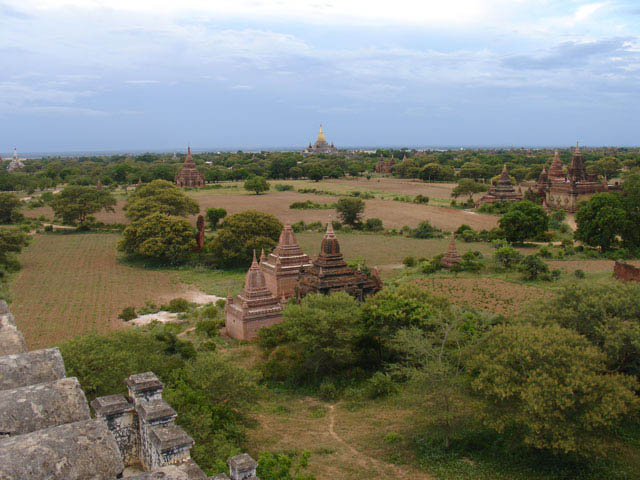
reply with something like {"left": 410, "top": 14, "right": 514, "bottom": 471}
{"left": 6, "top": 148, "right": 25, "bottom": 172}
{"left": 175, "top": 147, "right": 205, "bottom": 188}
{"left": 296, "top": 223, "right": 382, "bottom": 300}
{"left": 479, "top": 164, "right": 523, "bottom": 204}
{"left": 375, "top": 154, "right": 395, "bottom": 174}
{"left": 303, "top": 125, "right": 339, "bottom": 155}
{"left": 440, "top": 233, "right": 462, "bottom": 269}
{"left": 261, "top": 221, "right": 312, "bottom": 300}
{"left": 537, "top": 145, "right": 614, "bottom": 212}
{"left": 225, "top": 251, "right": 285, "bottom": 341}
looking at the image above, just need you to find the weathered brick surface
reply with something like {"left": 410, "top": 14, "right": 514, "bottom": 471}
{"left": 614, "top": 261, "right": 640, "bottom": 282}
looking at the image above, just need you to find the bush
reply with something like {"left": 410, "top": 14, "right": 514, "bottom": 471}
{"left": 412, "top": 221, "right": 442, "bottom": 239}
{"left": 413, "top": 194, "right": 429, "bottom": 204}
{"left": 319, "top": 381, "right": 339, "bottom": 401}
{"left": 331, "top": 220, "right": 342, "bottom": 231}
{"left": 420, "top": 260, "right": 437, "bottom": 274}
{"left": 518, "top": 254, "right": 549, "bottom": 280}
{"left": 383, "top": 432, "right": 403, "bottom": 445}
{"left": 196, "top": 318, "right": 221, "bottom": 338}
{"left": 364, "top": 372, "right": 398, "bottom": 399}
{"left": 165, "top": 297, "right": 191, "bottom": 313}
{"left": 574, "top": 269, "right": 585, "bottom": 279}
{"left": 403, "top": 256, "right": 416, "bottom": 267}
{"left": 493, "top": 246, "right": 524, "bottom": 270}
{"left": 538, "top": 246, "right": 553, "bottom": 258}
{"left": 461, "top": 229, "right": 479, "bottom": 242}
{"left": 363, "top": 218, "right": 383, "bottom": 232}
{"left": 275, "top": 184, "right": 293, "bottom": 191}
{"left": 118, "top": 306, "right": 137, "bottom": 322}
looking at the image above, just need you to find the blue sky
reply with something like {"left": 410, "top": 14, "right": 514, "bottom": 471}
{"left": 1, "top": 0, "right": 639, "bottom": 153}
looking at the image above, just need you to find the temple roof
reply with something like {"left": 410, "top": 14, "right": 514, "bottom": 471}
{"left": 548, "top": 149, "right": 564, "bottom": 179}
{"left": 244, "top": 251, "right": 267, "bottom": 293}
{"left": 182, "top": 147, "right": 196, "bottom": 168}
{"left": 441, "top": 233, "right": 462, "bottom": 268}
{"left": 317, "top": 125, "right": 326, "bottom": 143}
{"left": 320, "top": 222, "right": 340, "bottom": 256}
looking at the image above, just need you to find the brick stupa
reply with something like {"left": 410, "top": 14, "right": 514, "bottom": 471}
{"left": 225, "top": 251, "right": 284, "bottom": 340}
{"left": 440, "top": 233, "right": 462, "bottom": 269}
{"left": 296, "top": 223, "right": 381, "bottom": 300}
{"left": 175, "top": 147, "right": 205, "bottom": 188}
{"left": 479, "top": 164, "right": 523, "bottom": 204}
{"left": 261, "top": 221, "right": 312, "bottom": 300}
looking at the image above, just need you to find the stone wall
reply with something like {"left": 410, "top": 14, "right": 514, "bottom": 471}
{"left": 614, "top": 261, "right": 640, "bottom": 282}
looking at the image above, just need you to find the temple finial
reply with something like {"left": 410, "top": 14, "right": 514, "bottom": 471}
{"left": 251, "top": 249, "right": 257, "bottom": 266}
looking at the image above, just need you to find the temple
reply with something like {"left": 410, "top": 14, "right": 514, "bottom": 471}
{"left": 303, "top": 125, "right": 339, "bottom": 155}
{"left": 225, "top": 251, "right": 285, "bottom": 340}
{"left": 479, "top": 164, "right": 523, "bottom": 204}
{"left": 6, "top": 148, "right": 25, "bottom": 172}
{"left": 538, "top": 145, "right": 613, "bottom": 212}
{"left": 440, "top": 233, "right": 462, "bottom": 269}
{"left": 261, "top": 221, "right": 312, "bottom": 300}
{"left": 296, "top": 223, "right": 382, "bottom": 300}
{"left": 175, "top": 147, "right": 206, "bottom": 188}
{"left": 375, "top": 154, "right": 395, "bottom": 174}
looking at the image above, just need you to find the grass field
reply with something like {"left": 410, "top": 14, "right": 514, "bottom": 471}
{"left": 23, "top": 179, "right": 498, "bottom": 231}
{"left": 9, "top": 233, "right": 186, "bottom": 349}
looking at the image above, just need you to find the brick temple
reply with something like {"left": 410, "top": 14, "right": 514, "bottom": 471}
{"left": 296, "top": 223, "right": 382, "bottom": 300}
{"left": 537, "top": 145, "right": 614, "bottom": 212}
{"left": 303, "top": 125, "right": 339, "bottom": 155}
{"left": 225, "top": 251, "right": 285, "bottom": 340}
{"left": 261, "top": 221, "right": 312, "bottom": 300}
{"left": 375, "top": 154, "right": 395, "bottom": 174}
{"left": 440, "top": 233, "right": 462, "bottom": 269}
{"left": 479, "top": 164, "right": 523, "bottom": 204}
{"left": 175, "top": 147, "right": 205, "bottom": 188}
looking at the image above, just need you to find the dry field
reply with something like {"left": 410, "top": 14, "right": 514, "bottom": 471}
{"left": 9, "top": 233, "right": 186, "bottom": 349}
{"left": 415, "top": 277, "right": 545, "bottom": 315}
{"left": 24, "top": 188, "right": 497, "bottom": 231}
{"left": 547, "top": 259, "right": 640, "bottom": 273}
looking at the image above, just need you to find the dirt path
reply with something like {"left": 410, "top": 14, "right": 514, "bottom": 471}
{"left": 326, "top": 404, "right": 434, "bottom": 479}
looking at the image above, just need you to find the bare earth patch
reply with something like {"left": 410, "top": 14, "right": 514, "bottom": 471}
{"left": 547, "top": 259, "right": 640, "bottom": 273}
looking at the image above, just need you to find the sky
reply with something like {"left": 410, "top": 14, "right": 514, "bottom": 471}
{"left": 1, "top": 0, "right": 639, "bottom": 153}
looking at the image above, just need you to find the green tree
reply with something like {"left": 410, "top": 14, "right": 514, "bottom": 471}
{"left": 50, "top": 185, "right": 116, "bottom": 225}
{"left": 307, "top": 166, "right": 323, "bottom": 182}
{"left": 499, "top": 201, "right": 548, "bottom": 243}
{"left": 411, "top": 220, "right": 441, "bottom": 239}
{"left": 335, "top": 197, "right": 365, "bottom": 226}
{"left": 0, "top": 227, "right": 29, "bottom": 275}
{"left": 575, "top": 193, "right": 625, "bottom": 252}
{"left": 587, "top": 156, "right": 621, "bottom": 179}
{"left": 118, "top": 213, "right": 196, "bottom": 264}
{"left": 467, "top": 323, "right": 638, "bottom": 456}
{"left": 517, "top": 254, "right": 549, "bottom": 280}
{"left": 208, "top": 210, "right": 282, "bottom": 268}
{"left": 0, "top": 193, "right": 22, "bottom": 224}
{"left": 244, "top": 176, "right": 270, "bottom": 195}
{"left": 621, "top": 174, "right": 640, "bottom": 248}
{"left": 451, "top": 179, "right": 488, "bottom": 201}
{"left": 257, "top": 451, "right": 314, "bottom": 480}
{"left": 493, "top": 246, "right": 523, "bottom": 270}
{"left": 124, "top": 179, "right": 199, "bottom": 221}
{"left": 205, "top": 208, "right": 227, "bottom": 230}
{"left": 419, "top": 163, "right": 455, "bottom": 182}
{"left": 257, "top": 293, "right": 362, "bottom": 382}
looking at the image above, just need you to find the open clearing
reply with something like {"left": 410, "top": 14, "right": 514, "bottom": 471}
{"left": 24, "top": 187, "right": 498, "bottom": 231}
{"left": 9, "top": 233, "right": 186, "bottom": 349}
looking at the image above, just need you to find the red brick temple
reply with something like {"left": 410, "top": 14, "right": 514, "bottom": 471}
{"left": 175, "top": 147, "right": 205, "bottom": 188}
{"left": 296, "top": 223, "right": 382, "bottom": 300}
{"left": 225, "top": 251, "right": 284, "bottom": 340}
{"left": 479, "top": 164, "right": 523, "bottom": 204}
{"left": 440, "top": 233, "right": 462, "bottom": 269}
{"left": 261, "top": 221, "right": 312, "bottom": 300}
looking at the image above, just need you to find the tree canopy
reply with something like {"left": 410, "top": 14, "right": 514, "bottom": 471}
{"left": 499, "top": 201, "right": 548, "bottom": 243}
{"left": 0, "top": 193, "right": 22, "bottom": 224}
{"left": 244, "top": 176, "right": 270, "bottom": 195}
{"left": 575, "top": 193, "right": 626, "bottom": 252}
{"left": 50, "top": 185, "right": 116, "bottom": 225}
{"left": 335, "top": 197, "right": 365, "bottom": 226}
{"left": 124, "top": 179, "right": 199, "bottom": 221}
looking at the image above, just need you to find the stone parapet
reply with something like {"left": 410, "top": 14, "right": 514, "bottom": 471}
{"left": 91, "top": 393, "right": 139, "bottom": 466}
{"left": 0, "top": 312, "right": 26, "bottom": 355}
{"left": 0, "top": 377, "right": 90, "bottom": 437}
{"left": 126, "top": 371, "right": 164, "bottom": 402}
{"left": 228, "top": 453, "right": 258, "bottom": 480}
{"left": 0, "top": 347, "right": 66, "bottom": 391}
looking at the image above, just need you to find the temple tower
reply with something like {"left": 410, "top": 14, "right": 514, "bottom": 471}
{"left": 225, "top": 251, "right": 284, "bottom": 340}
{"left": 479, "top": 164, "right": 523, "bottom": 204}
{"left": 261, "top": 221, "right": 312, "bottom": 299}
{"left": 440, "top": 233, "right": 462, "bottom": 269}
{"left": 175, "top": 147, "right": 205, "bottom": 188}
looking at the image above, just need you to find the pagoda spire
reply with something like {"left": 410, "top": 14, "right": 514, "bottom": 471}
{"left": 440, "top": 233, "right": 462, "bottom": 269}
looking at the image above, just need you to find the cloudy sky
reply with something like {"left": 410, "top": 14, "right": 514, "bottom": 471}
{"left": 1, "top": 0, "right": 639, "bottom": 153}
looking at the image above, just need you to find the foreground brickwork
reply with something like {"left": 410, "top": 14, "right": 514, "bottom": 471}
{"left": 614, "top": 261, "right": 640, "bottom": 282}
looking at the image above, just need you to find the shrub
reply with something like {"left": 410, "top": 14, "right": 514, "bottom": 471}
{"left": 165, "top": 297, "right": 191, "bottom": 313}
{"left": 275, "top": 184, "right": 293, "bottom": 191}
{"left": 364, "top": 372, "right": 398, "bottom": 399}
{"left": 574, "top": 269, "right": 585, "bottom": 279}
{"left": 383, "top": 432, "right": 403, "bottom": 445}
{"left": 331, "top": 220, "right": 342, "bottom": 231}
{"left": 518, "top": 254, "right": 549, "bottom": 280}
{"left": 363, "top": 218, "right": 383, "bottom": 232}
{"left": 413, "top": 194, "right": 429, "bottom": 204}
{"left": 461, "top": 229, "right": 479, "bottom": 242}
{"left": 118, "top": 306, "right": 137, "bottom": 322}
{"left": 319, "top": 381, "right": 339, "bottom": 401}
{"left": 291, "top": 220, "right": 305, "bottom": 233}
{"left": 493, "top": 246, "right": 524, "bottom": 270}
{"left": 419, "top": 260, "right": 437, "bottom": 274}
{"left": 403, "top": 256, "right": 416, "bottom": 268}
{"left": 538, "top": 246, "right": 553, "bottom": 258}
{"left": 412, "top": 221, "right": 442, "bottom": 239}
{"left": 196, "top": 318, "right": 220, "bottom": 338}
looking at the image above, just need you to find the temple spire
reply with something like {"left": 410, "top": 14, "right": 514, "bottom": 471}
{"left": 317, "top": 125, "right": 326, "bottom": 143}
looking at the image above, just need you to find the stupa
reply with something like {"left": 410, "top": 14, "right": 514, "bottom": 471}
{"left": 225, "top": 251, "right": 285, "bottom": 340}
{"left": 175, "top": 147, "right": 205, "bottom": 188}
{"left": 261, "top": 221, "right": 312, "bottom": 299}
{"left": 303, "top": 125, "right": 339, "bottom": 155}
{"left": 479, "top": 164, "right": 523, "bottom": 204}
{"left": 296, "top": 223, "right": 382, "bottom": 300}
{"left": 440, "top": 233, "right": 462, "bottom": 269}
{"left": 375, "top": 154, "right": 395, "bottom": 174}
{"left": 6, "top": 148, "right": 24, "bottom": 172}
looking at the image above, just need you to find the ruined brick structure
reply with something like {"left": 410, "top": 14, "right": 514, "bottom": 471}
{"left": 261, "top": 221, "right": 312, "bottom": 300}
{"left": 0, "top": 300, "right": 259, "bottom": 479}
{"left": 440, "top": 233, "right": 462, "bottom": 269}
{"left": 196, "top": 215, "right": 205, "bottom": 251}
{"left": 613, "top": 261, "right": 640, "bottom": 282}
{"left": 536, "top": 146, "right": 616, "bottom": 212}
{"left": 175, "top": 147, "right": 206, "bottom": 188}
{"left": 479, "top": 164, "right": 523, "bottom": 204}
{"left": 375, "top": 154, "right": 395, "bottom": 174}
{"left": 303, "top": 125, "right": 339, "bottom": 155}
{"left": 225, "top": 251, "right": 285, "bottom": 340}
{"left": 296, "top": 223, "right": 382, "bottom": 300}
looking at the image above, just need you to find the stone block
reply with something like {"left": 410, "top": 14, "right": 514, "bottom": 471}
{"left": 0, "top": 347, "right": 66, "bottom": 391}
{"left": 228, "top": 453, "right": 258, "bottom": 480}
{"left": 126, "top": 371, "right": 164, "bottom": 402}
